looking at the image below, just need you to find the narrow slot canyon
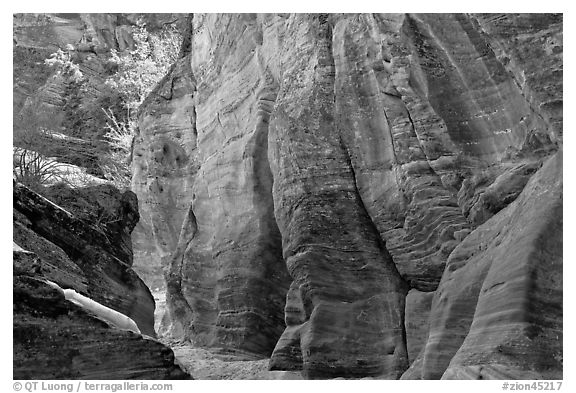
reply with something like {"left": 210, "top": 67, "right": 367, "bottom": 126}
{"left": 13, "top": 13, "right": 562, "bottom": 380}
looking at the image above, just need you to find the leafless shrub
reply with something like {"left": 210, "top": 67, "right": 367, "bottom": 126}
{"left": 13, "top": 148, "right": 69, "bottom": 192}
{"left": 99, "top": 108, "right": 134, "bottom": 190}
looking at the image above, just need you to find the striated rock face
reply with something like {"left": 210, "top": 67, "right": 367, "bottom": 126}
{"left": 470, "top": 14, "right": 563, "bottom": 144}
{"left": 131, "top": 36, "right": 200, "bottom": 334}
{"left": 14, "top": 261, "right": 190, "bottom": 379}
{"left": 134, "top": 14, "right": 293, "bottom": 357}
{"left": 404, "top": 289, "right": 434, "bottom": 365}
{"left": 420, "top": 152, "right": 562, "bottom": 380}
{"left": 13, "top": 182, "right": 190, "bottom": 379}
{"left": 14, "top": 182, "right": 154, "bottom": 336}
{"left": 266, "top": 15, "right": 409, "bottom": 378}
{"left": 133, "top": 13, "right": 562, "bottom": 379}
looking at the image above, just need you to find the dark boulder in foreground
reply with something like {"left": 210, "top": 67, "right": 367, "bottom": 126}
{"left": 13, "top": 182, "right": 190, "bottom": 379}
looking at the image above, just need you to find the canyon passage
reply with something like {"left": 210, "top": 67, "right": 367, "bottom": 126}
{"left": 13, "top": 13, "right": 562, "bottom": 380}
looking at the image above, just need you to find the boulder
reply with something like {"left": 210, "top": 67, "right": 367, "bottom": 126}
{"left": 13, "top": 182, "right": 154, "bottom": 336}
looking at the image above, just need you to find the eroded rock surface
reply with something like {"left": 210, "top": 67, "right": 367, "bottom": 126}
{"left": 131, "top": 33, "right": 200, "bottom": 335}
{"left": 419, "top": 152, "right": 562, "bottom": 380}
{"left": 404, "top": 289, "right": 434, "bottom": 365}
{"left": 172, "top": 346, "right": 302, "bottom": 379}
{"left": 14, "top": 182, "right": 154, "bottom": 336}
{"left": 134, "top": 14, "right": 293, "bottom": 358}
{"left": 13, "top": 182, "right": 190, "bottom": 379}
{"left": 131, "top": 13, "right": 561, "bottom": 379}
{"left": 13, "top": 267, "right": 189, "bottom": 379}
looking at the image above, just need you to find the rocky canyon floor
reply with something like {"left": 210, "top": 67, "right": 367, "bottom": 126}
{"left": 145, "top": 285, "right": 299, "bottom": 379}
{"left": 170, "top": 345, "right": 300, "bottom": 379}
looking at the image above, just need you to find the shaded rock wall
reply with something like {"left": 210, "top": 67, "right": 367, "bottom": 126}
{"left": 13, "top": 182, "right": 190, "bottom": 379}
{"left": 14, "top": 182, "right": 154, "bottom": 336}
{"left": 135, "top": 14, "right": 292, "bottom": 358}
{"left": 404, "top": 289, "right": 434, "bottom": 364}
{"left": 421, "top": 152, "right": 562, "bottom": 380}
{"left": 14, "top": 259, "right": 189, "bottom": 379}
{"left": 133, "top": 13, "right": 562, "bottom": 379}
{"left": 470, "top": 14, "right": 563, "bottom": 144}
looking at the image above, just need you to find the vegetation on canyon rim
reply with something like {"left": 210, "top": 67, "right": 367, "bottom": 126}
{"left": 13, "top": 19, "right": 181, "bottom": 192}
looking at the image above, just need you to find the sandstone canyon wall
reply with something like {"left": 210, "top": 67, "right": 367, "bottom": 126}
{"left": 133, "top": 13, "right": 562, "bottom": 379}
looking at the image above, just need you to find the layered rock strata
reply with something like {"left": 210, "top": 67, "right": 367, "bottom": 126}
{"left": 14, "top": 253, "right": 190, "bottom": 379}
{"left": 131, "top": 38, "right": 200, "bottom": 335}
{"left": 134, "top": 14, "right": 293, "bottom": 358}
{"left": 13, "top": 182, "right": 190, "bottom": 379}
{"left": 414, "top": 152, "right": 562, "bottom": 380}
{"left": 131, "top": 13, "right": 562, "bottom": 379}
{"left": 266, "top": 14, "right": 409, "bottom": 379}
{"left": 13, "top": 182, "right": 154, "bottom": 336}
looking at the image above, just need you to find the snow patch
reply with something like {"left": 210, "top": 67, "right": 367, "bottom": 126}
{"left": 44, "top": 280, "right": 141, "bottom": 334}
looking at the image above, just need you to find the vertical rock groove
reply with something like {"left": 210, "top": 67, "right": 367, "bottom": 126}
{"left": 165, "top": 205, "right": 197, "bottom": 338}
{"left": 268, "top": 14, "right": 409, "bottom": 379}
